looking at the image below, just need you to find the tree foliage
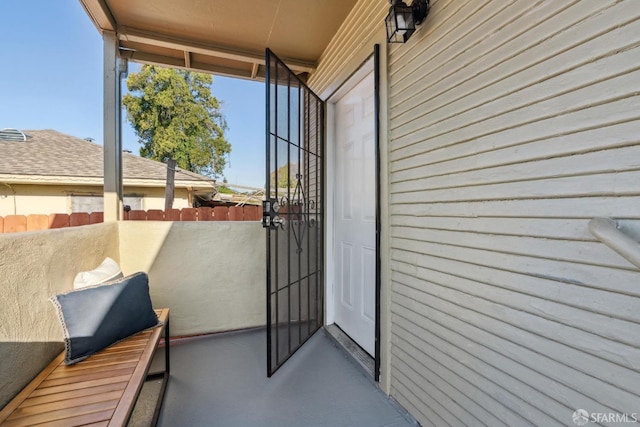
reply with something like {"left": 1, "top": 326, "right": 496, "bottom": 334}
{"left": 270, "top": 163, "right": 298, "bottom": 189}
{"left": 123, "top": 65, "right": 231, "bottom": 177}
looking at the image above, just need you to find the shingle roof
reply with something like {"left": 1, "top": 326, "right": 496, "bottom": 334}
{"left": 0, "top": 129, "right": 215, "bottom": 187}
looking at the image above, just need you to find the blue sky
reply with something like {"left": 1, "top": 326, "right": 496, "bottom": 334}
{"left": 0, "top": 1, "right": 265, "bottom": 188}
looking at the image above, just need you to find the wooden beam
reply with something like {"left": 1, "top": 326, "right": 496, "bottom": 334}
{"left": 184, "top": 51, "right": 191, "bottom": 68}
{"left": 118, "top": 26, "right": 316, "bottom": 73}
{"left": 78, "top": 0, "right": 116, "bottom": 32}
{"left": 251, "top": 63, "right": 259, "bottom": 79}
{"left": 122, "top": 50, "right": 259, "bottom": 81}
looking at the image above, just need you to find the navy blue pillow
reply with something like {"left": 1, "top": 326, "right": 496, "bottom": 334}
{"left": 50, "top": 272, "right": 160, "bottom": 365}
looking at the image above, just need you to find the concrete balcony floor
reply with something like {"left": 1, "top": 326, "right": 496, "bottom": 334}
{"left": 152, "top": 328, "right": 414, "bottom": 427}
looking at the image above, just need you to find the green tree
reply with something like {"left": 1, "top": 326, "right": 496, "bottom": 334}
{"left": 270, "top": 163, "right": 297, "bottom": 189}
{"left": 123, "top": 65, "right": 231, "bottom": 177}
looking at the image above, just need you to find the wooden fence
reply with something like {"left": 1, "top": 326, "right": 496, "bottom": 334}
{"left": 0, "top": 206, "right": 261, "bottom": 234}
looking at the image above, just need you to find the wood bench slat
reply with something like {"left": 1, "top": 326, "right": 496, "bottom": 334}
{"left": 109, "top": 309, "right": 169, "bottom": 426}
{"left": 28, "top": 375, "right": 133, "bottom": 398}
{"left": 92, "top": 340, "right": 148, "bottom": 350}
{"left": 9, "top": 391, "right": 124, "bottom": 419}
{"left": 47, "top": 362, "right": 138, "bottom": 380}
{"left": 111, "top": 332, "right": 152, "bottom": 343}
{"left": 39, "top": 367, "right": 136, "bottom": 389}
{"left": 20, "top": 382, "right": 128, "bottom": 408}
{"left": 54, "top": 358, "right": 139, "bottom": 374}
{"left": 0, "top": 309, "right": 169, "bottom": 427}
{"left": 81, "top": 421, "right": 110, "bottom": 427}
{"left": 81, "top": 349, "right": 144, "bottom": 365}
{"left": 98, "top": 342, "right": 148, "bottom": 354}
{"left": 78, "top": 347, "right": 144, "bottom": 360}
{"left": 53, "top": 356, "right": 143, "bottom": 371}
{"left": 24, "top": 408, "right": 114, "bottom": 427}
{"left": 4, "top": 399, "right": 119, "bottom": 427}
{"left": 61, "top": 353, "right": 147, "bottom": 367}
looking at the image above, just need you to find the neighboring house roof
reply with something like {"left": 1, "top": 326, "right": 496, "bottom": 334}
{"left": 0, "top": 129, "right": 215, "bottom": 189}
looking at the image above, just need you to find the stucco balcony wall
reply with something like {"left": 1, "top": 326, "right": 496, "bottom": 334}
{"left": 0, "top": 221, "right": 266, "bottom": 409}
{"left": 0, "top": 222, "right": 120, "bottom": 408}
{"left": 118, "top": 221, "right": 266, "bottom": 336}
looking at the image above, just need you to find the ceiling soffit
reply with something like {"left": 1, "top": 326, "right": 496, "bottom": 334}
{"left": 79, "top": 0, "right": 358, "bottom": 80}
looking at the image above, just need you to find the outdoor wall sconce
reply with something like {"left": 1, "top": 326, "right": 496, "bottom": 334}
{"left": 385, "top": 0, "right": 430, "bottom": 43}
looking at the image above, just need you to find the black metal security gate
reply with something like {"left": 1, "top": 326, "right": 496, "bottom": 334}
{"left": 263, "top": 49, "right": 324, "bottom": 377}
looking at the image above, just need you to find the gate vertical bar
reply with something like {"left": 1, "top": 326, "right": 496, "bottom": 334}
{"left": 318, "top": 96, "right": 324, "bottom": 330}
{"left": 286, "top": 71, "right": 292, "bottom": 354}
{"left": 298, "top": 82, "right": 304, "bottom": 343}
{"left": 265, "top": 49, "right": 273, "bottom": 376}
{"left": 273, "top": 57, "right": 280, "bottom": 371}
{"left": 373, "top": 44, "right": 382, "bottom": 382}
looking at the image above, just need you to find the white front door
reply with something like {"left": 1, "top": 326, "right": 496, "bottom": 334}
{"left": 333, "top": 71, "right": 376, "bottom": 356}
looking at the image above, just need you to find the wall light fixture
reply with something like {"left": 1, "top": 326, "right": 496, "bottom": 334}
{"left": 385, "top": 0, "right": 430, "bottom": 43}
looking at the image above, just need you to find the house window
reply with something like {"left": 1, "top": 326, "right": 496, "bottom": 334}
{"left": 123, "top": 195, "right": 142, "bottom": 211}
{"left": 70, "top": 194, "right": 143, "bottom": 213}
{"left": 71, "top": 195, "right": 103, "bottom": 213}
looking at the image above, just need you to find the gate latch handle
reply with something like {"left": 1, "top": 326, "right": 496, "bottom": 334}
{"left": 262, "top": 199, "right": 281, "bottom": 229}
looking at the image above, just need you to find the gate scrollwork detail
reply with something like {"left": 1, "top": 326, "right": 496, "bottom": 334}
{"left": 275, "top": 173, "right": 317, "bottom": 253}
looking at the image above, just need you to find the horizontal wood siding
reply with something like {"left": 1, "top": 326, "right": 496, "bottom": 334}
{"left": 388, "top": 0, "right": 640, "bottom": 426}
{"left": 307, "top": 0, "right": 387, "bottom": 96}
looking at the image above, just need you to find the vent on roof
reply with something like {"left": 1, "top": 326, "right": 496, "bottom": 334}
{"left": 0, "top": 128, "right": 31, "bottom": 141}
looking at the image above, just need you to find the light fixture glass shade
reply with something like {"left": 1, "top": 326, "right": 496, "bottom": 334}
{"left": 385, "top": 1, "right": 415, "bottom": 43}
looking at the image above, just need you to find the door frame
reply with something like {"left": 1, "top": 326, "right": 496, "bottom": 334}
{"left": 325, "top": 46, "right": 381, "bottom": 380}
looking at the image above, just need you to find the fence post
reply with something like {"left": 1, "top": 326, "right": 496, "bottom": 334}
{"left": 165, "top": 209, "right": 181, "bottom": 221}
{"left": 228, "top": 206, "right": 243, "bottom": 221}
{"left": 70, "top": 213, "right": 90, "bottom": 227}
{"left": 90, "top": 212, "right": 104, "bottom": 224}
{"left": 128, "top": 210, "right": 147, "bottom": 220}
{"left": 27, "top": 214, "right": 49, "bottom": 231}
{"left": 147, "top": 209, "right": 164, "bottom": 220}
{"left": 197, "top": 207, "right": 213, "bottom": 221}
{"left": 4, "top": 215, "right": 27, "bottom": 233}
{"left": 213, "top": 206, "right": 229, "bottom": 221}
{"left": 181, "top": 208, "right": 197, "bottom": 221}
{"left": 243, "top": 205, "right": 261, "bottom": 221}
{"left": 49, "top": 214, "right": 70, "bottom": 229}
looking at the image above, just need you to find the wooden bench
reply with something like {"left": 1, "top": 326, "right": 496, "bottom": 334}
{"left": 0, "top": 308, "right": 170, "bottom": 427}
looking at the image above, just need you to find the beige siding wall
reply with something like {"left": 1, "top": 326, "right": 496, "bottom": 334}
{"left": 386, "top": 1, "right": 640, "bottom": 426}
{"left": 0, "top": 184, "right": 70, "bottom": 215}
{"left": 0, "top": 184, "right": 191, "bottom": 216}
{"left": 307, "top": 0, "right": 388, "bottom": 98}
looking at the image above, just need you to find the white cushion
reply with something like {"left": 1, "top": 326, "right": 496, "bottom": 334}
{"left": 73, "top": 257, "right": 123, "bottom": 289}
